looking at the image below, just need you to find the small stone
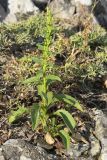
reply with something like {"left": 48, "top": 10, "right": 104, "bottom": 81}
{"left": 90, "top": 138, "right": 101, "bottom": 157}
{"left": 103, "top": 75, "right": 107, "bottom": 88}
{"left": 0, "top": 148, "right": 5, "bottom": 160}
{"left": 0, "top": 156, "right": 5, "bottom": 160}
{"left": 93, "top": 109, "right": 107, "bottom": 160}
{"left": 20, "top": 155, "right": 32, "bottom": 160}
{"left": 100, "top": 153, "right": 107, "bottom": 160}
{"left": 49, "top": 0, "right": 76, "bottom": 20}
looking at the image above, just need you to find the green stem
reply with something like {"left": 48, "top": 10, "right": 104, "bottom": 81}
{"left": 43, "top": 64, "right": 47, "bottom": 93}
{"left": 40, "top": 7, "right": 53, "bottom": 129}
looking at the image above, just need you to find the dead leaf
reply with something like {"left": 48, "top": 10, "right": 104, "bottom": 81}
{"left": 44, "top": 132, "right": 55, "bottom": 145}
{"left": 104, "top": 79, "right": 107, "bottom": 88}
{"left": 64, "top": 127, "right": 69, "bottom": 133}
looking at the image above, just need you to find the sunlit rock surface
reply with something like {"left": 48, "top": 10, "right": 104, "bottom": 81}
{"left": 75, "top": 0, "right": 92, "bottom": 6}
{"left": 2, "top": 0, "right": 40, "bottom": 23}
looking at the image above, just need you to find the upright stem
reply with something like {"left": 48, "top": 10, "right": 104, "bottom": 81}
{"left": 41, "top": 7, "right": 53, "bottom": 128}
{"left": 42, "top": 7, "right": 52, "bottom": 104}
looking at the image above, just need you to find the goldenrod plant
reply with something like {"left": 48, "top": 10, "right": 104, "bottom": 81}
{"left": 9, "top": 7, "right": 83, "bottom": 150}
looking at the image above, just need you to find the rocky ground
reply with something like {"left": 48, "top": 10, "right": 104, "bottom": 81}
{"left": 0, "top": 42, "right": 107, "bottom": 160}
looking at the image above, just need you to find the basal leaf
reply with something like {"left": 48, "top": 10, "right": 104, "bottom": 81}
{"left": 55, "top": 109, "right": 76, "bottom": 132}
{"left": 31, "top": 103, "right": 40, "bottom": 130}
{"left": 9, "top": 106, "right": 28, "bottom": 124}
{"left": 54, "top": 94, "right": 83, "bottom": 111}
{"left": 59, "top": 130, "right": 70, "bottom": 150}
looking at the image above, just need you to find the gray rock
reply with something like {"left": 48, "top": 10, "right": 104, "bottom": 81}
{"left": 0, "top": 148, "right": 5, "bottom": 160}
{"left": 49, "top": 0, "right": 76, "bottom": 20}
{"left": 33, "top": 0, "right": 49, "bottom": 2}
{"left": 93, "top": 0, "right": 107, "bottom": 28}
{"left": 101, "top": 0, "right": 107, "bottom": 10}
{"left": 0, "top": 0, "right": 8, "bottom": 11}
{"left": 4, "top": 0, "right": 40, "bottom": 23}
{"left": 0, "top": 4, "right": 7, "bottom": 22}
{"left": 32, "top": 0, "right": 49, "bottom": 10}
{"left": 93, "top": 109, "right": 107, "bottom": 160}
{"left": 67, "top": 143, "right": 90, "bottom": 159}
{"left": 100, "top": 138, "right": 107, "bottom": 160}
{"left": 0, "top": 139, "right": 60, "bottom": 160}
{"left": 20, "top": 155, "right": 32, "bottom": 160}
{"left": 90, "top": 135, "right": 101, "bottom": 157}
{"left": 0, "top": 156, "right": 5, "bottom": 160}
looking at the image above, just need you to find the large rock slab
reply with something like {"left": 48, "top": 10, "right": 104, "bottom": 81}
{"left": 0, "top": 138, "right": 101, "bottom": 160}
{"left": 0, "top": 139, "right": 60, "bottom": 160}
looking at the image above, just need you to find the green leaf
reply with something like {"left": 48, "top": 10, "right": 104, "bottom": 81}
{"left": 37, "top": 84, "right": 44, "bottom": 96}
{"left": 51, "top": 117, "right": 56, "bottom": 127}
{"left": 22, "top": 72, "right": 43, "bottom": 84}
{"left": 31, "top": 103, "right": 40, "bottom": 130}
{"left": 59, "top": 130, "right": 70, "bottom": 150}
{"left": 9, "top": 106, "right": 28, "bottom": 124}
{"left": 47, "top": 91, "right": 53, "bottom": 105}
{"left": 55, "top": 109, "right": 76, "bottom": 132}
{"left": 37, "top": 44, "right": 44, "bottom": 51}
{"left": 54, "top": 94, "right": 83, "bottom": 111}
{"left": 46, "top": 74, "right": 61, "bottom": 86}
{"left": 46, "top": 92, "right": 59, "bottom": 110}
{"left": 47, "top": 61, "right": 54, "bottom": 68}
{"left": 37, "top": 91, "right": 53, "bottom": 107}
{"left": 31, "top": 56, "right": 42, "bottom": 64}
{"left": 20, "top": 56, "right": 41, "bottom": 64}
{"left": 47, "top": 51, "right": 53, "bottom": 56}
